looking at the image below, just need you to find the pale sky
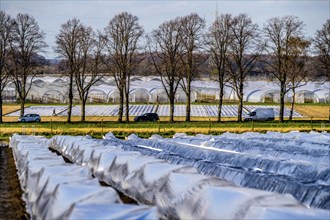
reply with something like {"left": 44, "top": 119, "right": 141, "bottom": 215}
{"left": 1, "top": 0, "right": 329, "bottom": 59}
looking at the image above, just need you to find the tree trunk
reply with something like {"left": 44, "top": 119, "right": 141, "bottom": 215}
{"left": 237, "top": 96, "right": 243, "bottom": 122}
{"left": 185, "top": 95, "right": 191, "bottom": 122}
{"left": 289, "top": 88, "right": 296, "bottom": 121}
{"left": 125, "top": 74, "right": 131, "bottom": 122}
{"left": 0, "top": 95, "right": 3, "bottom": 123}
{"left": 169, "top": 95, "right": 175, "bottom": 123}
{"left": 279, "top": 81, "right": 286, "bottom": 122}
{"left": 237, "top": 83, "right": 244, "bottom": 122}
{"left": 118, "top": 88, "right": 124, "bottom": 122}
{"left": 67, "top": 74, "right": 74, "bottom": 123}
{"left": 20, "top": 98, "right": 25, "bottom": 118}
{"left": 125, "top": 90, "right": 129, "bottom": 122}
{"left": 217, "top": 85, "right": 224, "bottom": 122}
{"left": 185, "top": 83, "right": 191, "bottom": 122}
{"left": 81, "top": 99, "right": 86, "bottom": 122}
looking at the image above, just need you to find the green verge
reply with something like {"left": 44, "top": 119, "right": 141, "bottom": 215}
{"left": 1, "top": 120, "right": 329, "bottom": 142}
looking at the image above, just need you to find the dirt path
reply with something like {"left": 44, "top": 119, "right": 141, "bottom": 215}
{"left": 0, "top": 144, "right": 29, "bottom": 220}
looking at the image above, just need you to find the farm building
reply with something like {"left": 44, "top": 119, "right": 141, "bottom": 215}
{"left": 42, "top": 90, "right": 66, "bottom": 103}
{"left": 313, "top": 89, "right": 330, "bottom": 103}
{"left": 88, "top": 89, "right": 108, "bottom": 103}
{"left": 107, "top": 90, "right": 121, "bottom": 103}
{"left": 2, "top": 87, "right": 16, "bottom": 102}
{"left": 2, "top": 76, "right": 329, "bottom": 104}
{"left": 149, "top": 88, "right": 169, "bottom": 103}
{"left": 293, "top": 90, "right": 319, "bottom": 103}
{"left": 245, "top": 89, "right": 284, "bottom": 103}
{"left": 129, "top": 88, "right": 150, "bottom": 103}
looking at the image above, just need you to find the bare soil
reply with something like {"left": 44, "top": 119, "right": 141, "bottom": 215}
{"left": 0, "top": 143, "right": 29, "bottom": 220}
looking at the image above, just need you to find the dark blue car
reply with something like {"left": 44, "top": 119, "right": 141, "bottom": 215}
{"left": 134, "top": 113, "right": 159, "bottom": 122}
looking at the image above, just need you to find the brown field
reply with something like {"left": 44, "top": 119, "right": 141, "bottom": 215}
{"left": 293, "top": 105, "right": 330, "bottom": 119}
{"left": 2, "top": 105, "right": 21, "bottom": 115}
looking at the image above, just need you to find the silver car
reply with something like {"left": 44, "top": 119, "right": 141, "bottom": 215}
{"left": 18, "top": 114, "right": 41, "bottom": 122}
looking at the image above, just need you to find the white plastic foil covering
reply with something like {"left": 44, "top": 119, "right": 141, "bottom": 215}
{"left": 9, "top": 134, "right": 158, "bottom": 219}
{"left": 10, "top": 132, "right": 330, "bottom": 220}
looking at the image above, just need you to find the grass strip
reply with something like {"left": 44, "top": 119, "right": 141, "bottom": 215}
{"left": 1, "top": 120, "right": 329, "bottom": 142}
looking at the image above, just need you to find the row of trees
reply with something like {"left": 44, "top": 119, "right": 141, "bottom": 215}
{"left": 53, "top": 13, "right": 144, "bottom": 123}
{"left": 0, "top": 11, "right": 329, "bottom": 123}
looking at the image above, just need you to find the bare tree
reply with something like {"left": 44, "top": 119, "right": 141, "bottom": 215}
{"left": 148, "top": 17, "right": 184, "bottom": 122}
{"left": 207, "top": 14, "right": 233, "bottom": 122}
{"left": 0, "top": 12, "right": 14, "bottom": 123}
{"left": 10, "top": 13, "right": 47, "bottom": 117}
{"left": 227, "top": 14, "right": 260, "bottom": 122}
{"left": 313, "top": 19, "right": 330, "bottom": 82}
{"left": 104, "top": 12, "right": 144, "bottom": 122}
{"left": 74, "top": 28, "right": 105, "bottom": 121}
{"left": 286, "top": 37, "right": 310, "bottom": 120}
{"left": 179, "top": 13, "right": 206, "bottom": 122}
{"left": 55, "top": 18, "right": 84, "bottom": 123}
{"left": 263, "top": 16, "right": 305, "bottom": 122}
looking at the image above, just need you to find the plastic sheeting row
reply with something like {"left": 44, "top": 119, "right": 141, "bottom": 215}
{"left": 48, "top": 134, "right": 329, "bottom": 219}
{"left": 123, "top": 132, "right": 330, "bottom": 210}
{"left": 170, "top": 131, "right": 330, "bottom": 165}
{"left": 9, "top": 134, "right": 157, "bottom": 220}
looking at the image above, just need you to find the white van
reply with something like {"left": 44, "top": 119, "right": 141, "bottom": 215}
{"left": 244, "top": 108, "right": 275, "bottom": 121}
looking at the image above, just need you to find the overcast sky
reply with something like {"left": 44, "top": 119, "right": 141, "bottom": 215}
{"left": 1, "top": 0, "right": 329, "bottom": 59}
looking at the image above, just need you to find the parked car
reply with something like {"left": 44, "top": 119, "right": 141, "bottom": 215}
{"left": 18, "top": 114, "right": 41, "bottom": 122}
{"left": 134, "top": 113, "right": 159, "bottom": 122}
{"left": 244, "top": 108, "right": 275, "bottom": 121}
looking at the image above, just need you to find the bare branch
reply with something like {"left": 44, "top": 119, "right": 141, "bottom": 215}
{"left": 148, "top": 17, "right": 184, "bottom": 122}
{"left": 263, "top": 15, "right": 307, "bottom": 121}
{"left": 10, "top": 13, "right": 47, "bottom": 117}
{"left": 103, "top": 12, "right": 144, "bottom": 122}
{"left": 227, "top": 14, "right": 260, "bottom": 121}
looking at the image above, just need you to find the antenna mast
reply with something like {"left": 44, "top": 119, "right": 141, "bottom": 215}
{"left": 215, "top": 1, "right": 219, "bottom": 19}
